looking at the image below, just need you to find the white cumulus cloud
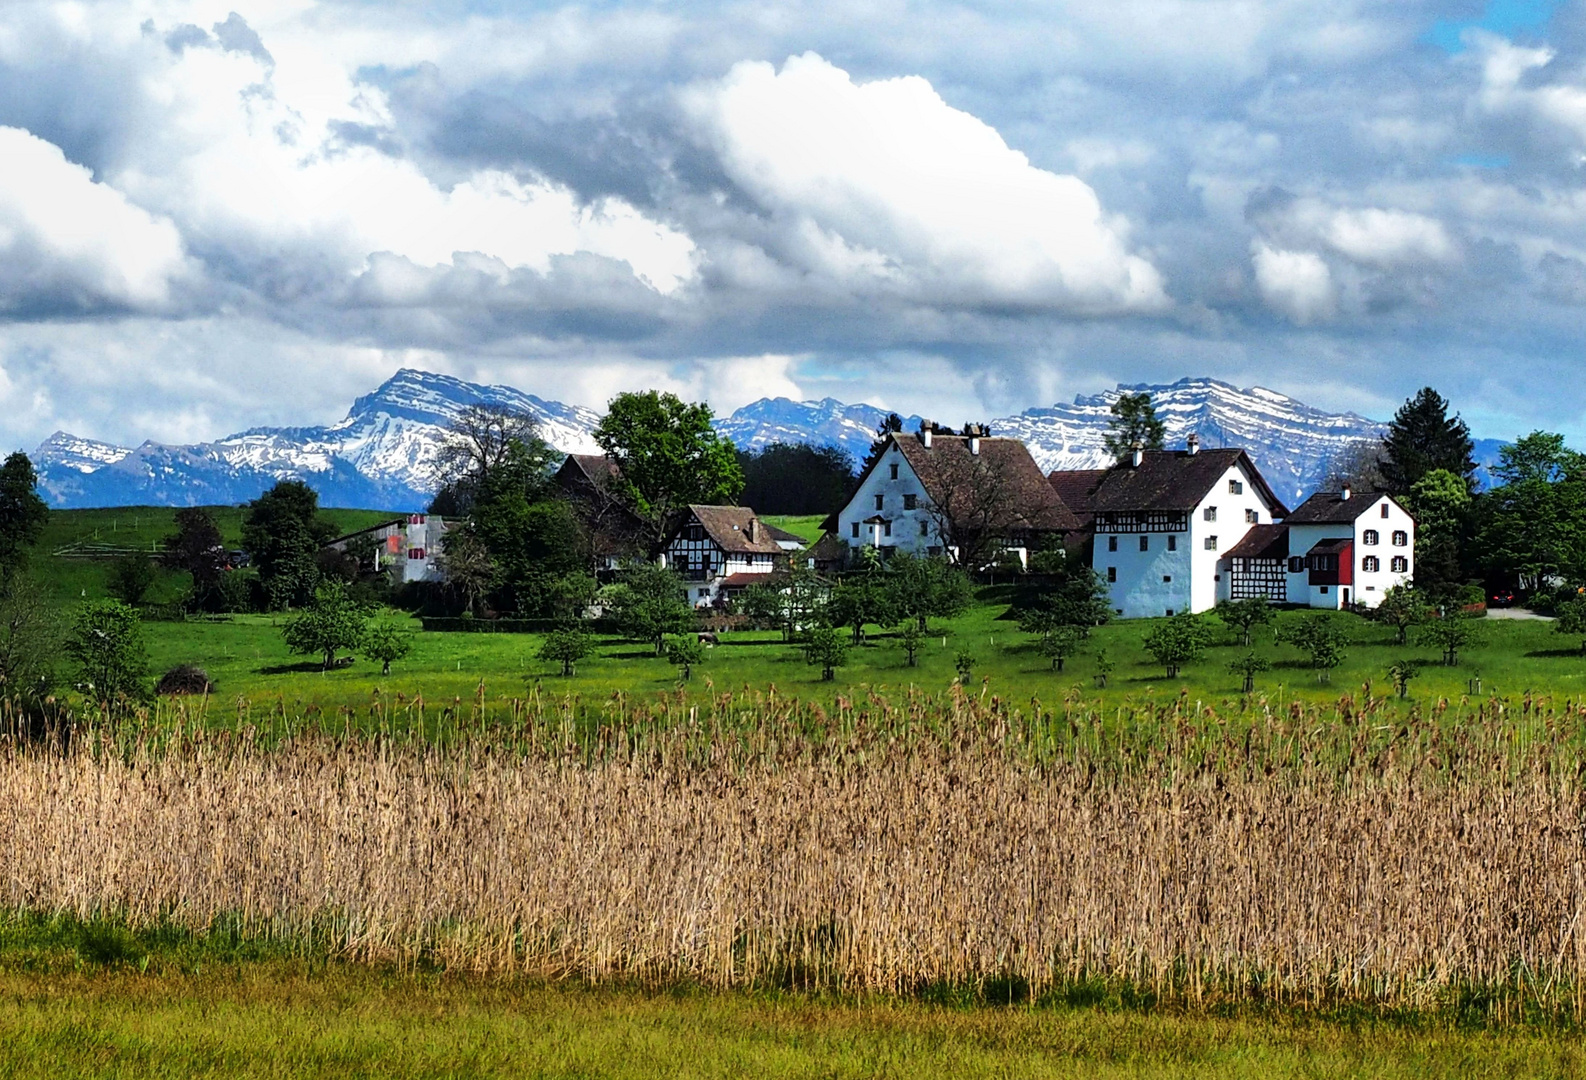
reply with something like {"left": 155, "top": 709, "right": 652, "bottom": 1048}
{"left": 684, "top": 52, "right": 1167, "bottom": 314}
{"left": 0, "top": 125, "right": 187, "bottom": 310}
{"left": 1252, "top": 242, "right": 1335, "bottom": 324}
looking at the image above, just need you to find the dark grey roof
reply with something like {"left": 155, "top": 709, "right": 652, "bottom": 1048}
{"left": 1285, "top": 490, "right": 1390, "bottom": 524}
{"left": 1088, "top": 449, "right": 1289, "bottom": 516}
{"left": 1225, "top": 524, "right": 1289, "bottom": 561}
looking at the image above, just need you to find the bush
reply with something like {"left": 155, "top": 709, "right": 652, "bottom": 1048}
{"left": 155, "top": 664, "right": 214, "bottom": 696}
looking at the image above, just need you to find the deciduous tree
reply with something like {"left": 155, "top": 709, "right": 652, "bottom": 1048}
{"left": 1374, "top": 585, "right": 1432, "bottom": 645}
{"left": 1554, "top": 597, "right": 1586, "bottom": 657}
{"left": 106, "top": 554, "right": 158, "bottom": 607}
{"left": 1417, "top": 611, "right": 1480, "bottom": 666}
{"left": 1278, "top": 614, "right": 1351, "bottom": 681}
{"left": 538, "top": 626, "right": 593, "bottom": 676}
{"left": 1215, "top": 597, "right": 1272, "bottom": 646}
{"left": 665, "top": 636, "right": 705, "bottom": 681}
{"left": 1142, "top": 612, "right": 1211, "bottom": 678}
{"left": 362, "top": 618, "right": 414, "bottom": 676}
{"left": 803, "top": 626, "right": 848, "bottom": 681}
{"left": 65, "top": 599, "right": 148, "bottom": 704}
{"left": 603, "top": 563, "right": 695, "bottom": 654}
{"left": 243, "top": 481, "right": 334, "bottom": 609}
{"left": 282, "top": 582, "right": 370, "bottom": 670}
{"left": 1227, "top": 651, "right": 1271, "bottom": 693}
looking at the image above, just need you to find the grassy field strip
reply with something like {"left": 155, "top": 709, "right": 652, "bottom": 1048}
{"left": 0, "top": 968, "right": 1582, "bottom": 1079}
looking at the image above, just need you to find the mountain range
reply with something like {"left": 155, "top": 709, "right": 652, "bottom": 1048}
{"left": 28, "top": 370, "right": 1500, "bottom": 511}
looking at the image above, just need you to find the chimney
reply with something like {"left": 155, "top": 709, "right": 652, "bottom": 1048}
{"left": 1186, "top": 433, "right": 1200, "bottom": 456}
{"left": 748, "top": 518, "right": 759, "bottom": 542}
{"left": 1130, "top": 442, "right": 1144, "bottom": 468}
{"left": 921, "top": 425, "right": 933, "bottom": 449}
{"left": 969, "top": 436, "right": 980, "bottom": 456}
{"left": 1340, "top": 486, "right": 1352, "bottom": 501}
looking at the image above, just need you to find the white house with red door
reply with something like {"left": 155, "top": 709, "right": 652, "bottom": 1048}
{"left": 324, "top": 514, "right": 449, "bottom": 584}
{"left": 1278, "top": 488, "right": 1414, "bottom": 608}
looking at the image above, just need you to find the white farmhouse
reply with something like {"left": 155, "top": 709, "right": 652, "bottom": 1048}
{"left": 659, "top": 505, "right": 785, "bottom": 607}
{"left": 323, "top": 514, "right": 449, "bottom": 584}
{"left": 1275, "top": 488, "right": 1415, "bottom": 608}
{"left": 827, "top": 428, "right": 1078, "bottom": 566}
{"left": 1052, "top": 441, "right": 1289, "bottom": 618}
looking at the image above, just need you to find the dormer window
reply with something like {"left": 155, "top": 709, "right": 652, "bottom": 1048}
{"left": 1203, "top": 506, "right": 1217, "bottom": 522}
{"left": 1228, "top": 479, "right": 1243, "bottom": 494}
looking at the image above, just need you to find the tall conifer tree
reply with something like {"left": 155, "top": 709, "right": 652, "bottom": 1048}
{"left": 1381, "top": 388, "right": 1476, "bottom": 494}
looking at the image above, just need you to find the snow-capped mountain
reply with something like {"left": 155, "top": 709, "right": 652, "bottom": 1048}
{"left": 30, "top": 368, "right": 1489, "bottom": 510}
{"left": 716, "top": 398, "right": 925, "bottom": 465}
{"left": 994, "top": 378, "right": 1389, "bottom": 506}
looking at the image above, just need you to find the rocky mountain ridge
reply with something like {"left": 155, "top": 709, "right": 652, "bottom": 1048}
{"left": 30, "top": 369, "right": 1487, "bottom": 510}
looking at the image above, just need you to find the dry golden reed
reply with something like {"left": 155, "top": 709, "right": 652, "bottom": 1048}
{"left": 2, "top": 687, "right": 1584, "bottom": 1013}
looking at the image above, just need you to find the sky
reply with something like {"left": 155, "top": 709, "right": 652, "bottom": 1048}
{"left": 0, "top": 0, "right": 1584, "bottom": 451}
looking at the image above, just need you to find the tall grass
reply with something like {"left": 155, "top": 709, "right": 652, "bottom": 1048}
{"left": 3, "top": 687, "right": 1586, "bottom": 1018}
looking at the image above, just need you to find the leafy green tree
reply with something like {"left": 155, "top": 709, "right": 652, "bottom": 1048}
{"left": 803, "top": 626, "right": 848, "bottom": 681}
{"left": 954, "top": 649, "right": 977, "bottom": 683}
{"left": 594, "top": 391, "right": 744, "bottom": 545}
{"left": 106, "top": 554, "right": 158, "bottom": 606}
{"left": 665, "top": 635, "right": 706, "bottom": 680}
{"left": 538, "top": 626, "right": 593, "bottom": 676}
{"left": 0, "top": 575, "right": 61, "bottom": 706}
{"left": 1475, "top": 434, "right": 1586, "bottom": 595}
{"left": 243, "top": 480, "right": 334, "bottom": 609}
{"left": 604, "top": 563, "right": 695, "bottom": 654}
{"left": 738, "top": 442, "right": 856, "bottom": 516}
{"left": 282, "top": 583, "right": 370, "bottom": 670}
{"left": 1381, "top": 387, "right": 1476, "bottom": 494}
{"left": 884, "top": 553, "right": 972, "bottom": 631}
{"left": 65, "top": 599, "right": 148, "bottom": 703}
{"left": 828, "top": 576, "right": 900, "bottom": 644}
{"left": 739, "top": 565, "right": 827, "bottom": 641}
{"left": 1102, "top": 392, "right": 1166, "bottom": 463}
{"left": 548, "top": 572, "right": 599, "bottom": 620}
{"left": 1387, "top": 659, "right": 1423, "bottom": 699}
{"left": 1410, "top": 468, "right": 1473, "bottom": 596}
{"left": 164, "top": 507, "right": 227, "bottom": 605}
{"left": 1142, "top": 612, "right": 1211, "bottom": 678}
{"left": 0, "top": 451, "right": 48, "bottom": 587}
{"left": 435, "top": 527, "right": 496, "bottom": 616}
{"left": 1036, "top": 625, "right": 1084, "bottom": 672}
{"left": 1278, "top": 614, "right": 1351, "bottom": 682}
{"left": 1417, "top": 611, "right": 1481, "bottom": 666}
{"left": 1215, "top": 597, "right": 1272, "bottom": 646}
{"left": 895, "top": 621, "right": 925, "bottom": 667}
{"left": 1554, "top": 597, "right": 1586, "bottom": 657}
{"left": 1227, "top": 651, "right": 1271, "bottom": 693}
{"left": 1375, "top": 585, "right": 1433, "bottom": 645}
{"left": 429, "top": 404, "right": 555, "bottom": 515}
{"left": 362, "top": 618, "right": 414, "bottom": 676}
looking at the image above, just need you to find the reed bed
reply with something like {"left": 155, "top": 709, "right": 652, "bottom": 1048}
{"left": 2, "top": 687, "right": 1585, "bottom": 1017}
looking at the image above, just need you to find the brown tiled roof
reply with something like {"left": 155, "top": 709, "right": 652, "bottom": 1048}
{"left": 887, "top": 433, "right": 1080, "bottom": 533}
{"left": 764, "top": 523, "right": 806, "bottom": 546}
{"left": 1088, "top": 449, "right": 1288, "bottom": 516}
{"left": 720, "top": 571, "right": 780, "bottom": 588}
{"left": 1225, "top": 524, "right": 1289, "bottom": 561}
{"left": 1045, "top": 469, "right": 1108, "bottom": 527}
{"left": 686, "top": 505, "right": 784, "bottom": 555}
{"left": 557, "top": 453, "right": 620, "bottom": 487}
{"left": 805, "top": 532, "right": 849, "bottom": 567}
{"left": 1285, "top": 491, "right": 1390, "bottom": 524}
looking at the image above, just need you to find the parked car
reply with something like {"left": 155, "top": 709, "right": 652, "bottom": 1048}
{"left": 1489, "top": 590, "right": 1516, "bottom": 608}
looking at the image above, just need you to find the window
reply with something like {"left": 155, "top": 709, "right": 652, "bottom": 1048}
{"left": 1246, "top": 509, "right": 1259, "bottom": 524}
{"left": 883, "top": 521, "right": 892, "bottom": 537}
{"left": 1363, "top": 530, "right": 1379, "bottom": 546}
{"left": 1162, "top": 575, "right": 1172, "bottom": 583}
{"left": 1391, "top": 556, "right": 1408, "bottom": 573}
{"left": 851, "top": 522, "right": 859, "bottom": 538}
{"left": 1381, "top": 503, "right": 1390, "bottom": 518}
{"left": 408, "top": 547, "right": 425, "bottom": 560}
{"left": 1392, "top": 530, "right": 1408, "bottom": 546}
{"left": 1363, "top": 556, "right": 1380, "bottom": 572}
{"left": 1107, "top": 566, "right": 1117, "bottom": 583}
{"left": 1229, "top": 479, "right": 1244, "bottom": 494}
{"left": 685, "top": 523, "right": 705, "bottom": 541}
{"left": 1289, "top": 556, "right": 1304, "bottom": 573}
{"left": 874, "top": 494, "right": 884, "bottom": 511}
{"left": 1204, "top": 536, "right": 1218, "bottom": 551}
{"left": 1203, "top": 506, "right": 1217, "bottom": 522}
{"left": 889, "top": 463, "right": 899, "bottom": 480}
{"left": 919, "top": 521, "right": 928, "bottom": 536}
{"left": 903, "top": 493, "right": 917, "bottom": 510}
{"left": 1319, "top": 586, "right": 1329, "bottom": 594}
{"left": 1167, "top": 535, "right": 1177, "bottom": 551}
{"left": 1108, "top": 535, "right": 1118, "bottom": 552}
{"left": 1139, "top": 535, "right": 1149, "bottom": 551}
{"left": 1166, "top": 608, "right": 1174, "bottom": 616}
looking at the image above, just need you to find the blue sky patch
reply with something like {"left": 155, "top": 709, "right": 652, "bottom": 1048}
{"left": 1429, "top": 0, "right": 1558, "bottom": 53}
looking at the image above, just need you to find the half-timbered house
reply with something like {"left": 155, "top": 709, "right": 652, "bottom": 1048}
{"left": 659, "top": 505, "right": 785, "bottom": 606}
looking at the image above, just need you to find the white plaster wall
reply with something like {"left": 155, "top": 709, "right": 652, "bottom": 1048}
{"left": 1284, "top": 523, "right": 1348, "bottom": 605}
{"left": 1188, "top": 460, "right": 1278, "bottom": 614}
{"left": 837, "top": 441, "right": 939, "bottom": 555}
{"left": 1353, "top": 496, "right": 1414, "bottom": 606}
